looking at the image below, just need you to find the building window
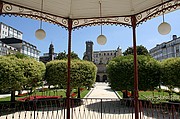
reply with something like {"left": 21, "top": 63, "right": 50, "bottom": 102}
{"left": 176, "top": 46, "right": 179, "bottom": 53}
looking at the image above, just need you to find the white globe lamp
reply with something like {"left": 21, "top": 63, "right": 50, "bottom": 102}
{"left": 35, "top": 29, "right": 46, "bottom": 40}
{"left": 97, "top": 34, "right": 107, "bottom": 45}
{"left": 158, "top": 22, "right": 171, "bottom": 35}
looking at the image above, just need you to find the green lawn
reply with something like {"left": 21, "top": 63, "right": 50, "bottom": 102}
{"left": 117, "top": 90, "right": 180, "bottom": 103}
{"left": 79, "top": 89, "right": 90, "bottom": 98}
{"left": 116, "top": 91, "right": 123, "bottom": 98}
{"left": 0, "top": 88, "right": 90, "bottom": 102}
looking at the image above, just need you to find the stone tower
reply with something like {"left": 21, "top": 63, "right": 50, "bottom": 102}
{"left": 116, "top": 46, "right": 122, "bottom": 56}
{"left": 83, "top": 41, "right": 93, "bottom": 61}
{"left": 49, "top": 42, "right": 54, "bottom": 61}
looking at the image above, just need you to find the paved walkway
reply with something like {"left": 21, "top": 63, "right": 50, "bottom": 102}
{"left": 85, "top": 82, "right": 119, "bottom": 99}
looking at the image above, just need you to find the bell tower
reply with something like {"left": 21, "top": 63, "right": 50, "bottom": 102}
{"left": 84, "top": 41, "right": 93, "bottom": 61}
{"left": 49, "top": 42, "right": 54, "bottom": 61}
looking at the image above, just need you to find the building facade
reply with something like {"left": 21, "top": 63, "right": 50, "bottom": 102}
{"left": 0, "top": 40, "right": 18, "bottom": 55}
{"left": 149, "top": 35, "right": 180, "bottom": 61}
{"left": 0, "top": 22, "right": 23, "bottom": 39}
{"left": 39, "top": 43, "right": 58, "bottom": 63}
{"left": 83, "top": 41, "right": 122, "bottom": 82}
{"left": 0, "top": 38, "right": 40, "bottom": 61}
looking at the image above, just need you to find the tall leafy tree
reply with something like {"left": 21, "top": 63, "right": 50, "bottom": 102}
{"left": 123, "top": 45, "right": 149, "bottom": 56}
{"left": 22, "top": 58, "right": 46, "bottom": 93}
{"left": 107, "top": 55, "right": 160, "bottom": 97}
{"left": 0, "top": 56, "right": 24, "bottom": 102}
{"left": 0, "top": 56, "right": 45, "bottom": 102}
{"left": 45, "top": 59, "right": 97, "bottom": 98}
{"left": 56, "top": 51, "right": 67, "bottom": 60}
{"left": 161, "top": 58, "right": 180, "bottom": 96}
{"left": 56, "top": 51, "right": 80, "bottom": 60}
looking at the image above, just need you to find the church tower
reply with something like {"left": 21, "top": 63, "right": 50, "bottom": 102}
{"left": 49, "top": 42, "right": 54, "bottom": 61}
{"left": 83, "top": 41, "right": 93, "bottom": 61}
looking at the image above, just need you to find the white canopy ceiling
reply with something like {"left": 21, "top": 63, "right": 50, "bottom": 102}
{"left": 1, "top": 0, "right": 180, "bottom": 28}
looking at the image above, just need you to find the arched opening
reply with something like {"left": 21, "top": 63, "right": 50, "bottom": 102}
{"left": 96, "top": 75, "right": 100, "bottom": 82}
{"left": 103, "top": 75, "right": 107, "bottom": 82}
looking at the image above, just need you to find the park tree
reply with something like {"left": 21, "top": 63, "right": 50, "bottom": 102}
{"left": 123, "top": 45, "right": 149, "bottom": 56}
{"left": 56, "top": 51, "right": 80, "bottom": 60}
{"left": 107, "top": 55, "right": 160, "bottom": 98}
{"left": 161, "top": 58, "right": 180, "bottom": 97}
{"left": 12, "top": 52, "right": 28, "bottom": 59}
{"left": 107, "top": 55, "right": 134, "bottom": 98}
{"left": 0, "top": 56, "right": 24, "bottom": 102}
{"left": 71, "top": 60, "right": 97, "bottom": 98}
{"left": 45, "top": 59, "right": 97, "bottom": 98}
{"left": 22, "top": 58, "right": 46, "bottom": 93}
{"left": 0, "top": 56, "right": 45, "bottom": 102}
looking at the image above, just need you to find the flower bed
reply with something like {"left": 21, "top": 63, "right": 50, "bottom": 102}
{"left": 18, "top": 95, "right": 61, "bottom": 102}
{"left": 71, "top": 88, "right": 85, "bottom": 98}
{"left": 16, "top": 92, "right": 29, "bottom": 97}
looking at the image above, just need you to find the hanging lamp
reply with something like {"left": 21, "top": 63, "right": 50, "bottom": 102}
{"left": 158, "top": 0, "right": 171, "bottom": 35}
{"left": 35, "top": 0, "right": 46, "bottom": 40}
{"left": 97, "top": 1, "right": 107, "bottom": 45}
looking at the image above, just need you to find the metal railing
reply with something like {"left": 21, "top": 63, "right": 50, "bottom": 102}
{"left": 0, "top": 98, "right": 180, "bottom": 119}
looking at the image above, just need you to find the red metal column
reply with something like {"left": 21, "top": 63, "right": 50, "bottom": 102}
{"left": 131, "top": 15, "right": 139, "bottom": 119}
{"left": 67, "top": 19, "right": 72, "bottom": 119}
{"left": 0, "top": 1, "right": 3, "bottom": 14}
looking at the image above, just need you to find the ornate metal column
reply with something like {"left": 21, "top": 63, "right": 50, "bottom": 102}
{"left": 0, "top": 1, "right": 3, "bottom": 14}
{"left": 131, "top": 15, "right": 139, "bottom": 119}
{"left": 67, "top": 19, "right": 72, "bottom": 119}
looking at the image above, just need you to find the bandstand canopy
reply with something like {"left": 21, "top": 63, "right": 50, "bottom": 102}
{"left": 1, "top": 1, "right": 180, "bottom": 119}
{"left": 1, "top": 0, "right": 180, "bottom": 29}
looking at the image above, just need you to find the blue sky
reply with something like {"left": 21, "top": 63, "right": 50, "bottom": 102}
{"left": 1, "top": 10, "right": 180, "bottom": 59}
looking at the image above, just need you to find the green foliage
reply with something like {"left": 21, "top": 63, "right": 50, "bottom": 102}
{"left": 45, "top": 60, "right": 67, "bottom": 88}
{"left": 107, "top": 55, "right": 160, "bottom": 91}
{"left": 161, "top": 58, "right": 180, "bottom": 89}
{"left": 138, "top": 55, "right": 161, "bottom": 91}
{"left": 0, "top": 56, "right": 24, "bottom": 91}
{"left": 45, "top": 59, "right": 97, "bottom": 90}
{"left": 22, "top": 58, "right": 46, "bottom": 89}
{"left": 56, "top": 51, "right": 80, "bottom": 60}
{"left": 8, "top": 52, "right": 28, "bottom": 59}
{"left": 123, "top": 45, "right": 149, "bottom": 56}
{"left": 107, "top": 55, "right": 134, "bottom": 91}
{"left": 0, "top": 56, "right": 45, "bottom": 101}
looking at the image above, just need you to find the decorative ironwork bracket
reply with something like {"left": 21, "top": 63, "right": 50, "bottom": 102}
{"left": 0, "top": 0, "right": 180, "bottom": 29}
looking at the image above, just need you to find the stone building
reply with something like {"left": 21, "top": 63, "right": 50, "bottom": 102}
{"left": 149, "top": 35, "right": 180, "bottom": 61}
{"left": 0, "top": 22, "right": 23, "bottom": 39}
{"left": 83, "top": 41, "right": 122, "bottom": 82}
{"left": 39, "top": 43, "right": 58, "bottom": 63}
{"left": 0, "top": 38, "right": 40, "bottom": 61}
